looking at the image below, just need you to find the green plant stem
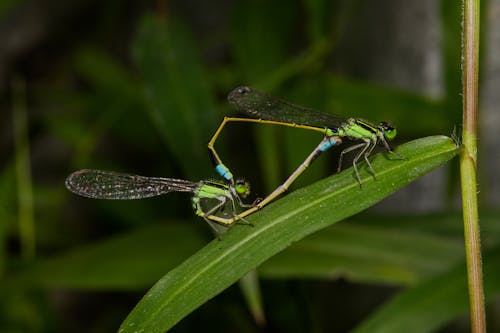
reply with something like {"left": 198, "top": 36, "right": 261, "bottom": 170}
{"left": 460, "top": 0, "right": 485, "bottom": 332}
{"left": 12, "top": 77, "right": 36, "bottom": 259}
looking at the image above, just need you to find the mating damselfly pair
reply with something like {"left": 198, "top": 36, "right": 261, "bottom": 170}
{"left": 66, "top": 86, "right": 403, "bottom": 238}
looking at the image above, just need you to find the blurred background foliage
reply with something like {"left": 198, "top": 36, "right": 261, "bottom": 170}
{"left": 0, "top": 0, "right": 499, "bottom": 332}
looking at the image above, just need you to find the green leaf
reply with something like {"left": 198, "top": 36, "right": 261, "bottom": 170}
{"left": 239, "top": 270, "right": 266, "bottom": 326}
{"left": 304, "top": 0, "right": 333, "bottom": 42}
{"left": 230, "top": 0, "right": 298, "bottom": 83}
{"left": 20, "top": 212, "right": 500, "bottom": 293}
{"left": 133, "top": 15, "right": 217, "bottom": 178}
{"left": 75, "top": 47, "right": 143, "bottom": 100}
{"left": 255, "top": 125, "right": 282, "bottom": 192}
{"left": 26, "top": 223, "right": 206, "bottom": 290}
{"left": 0, "top": 163, "right": 15, "bottom": 276}
{"left": 20, "top": 212, "right": 498, "bottom": 292}
{"left": 260, "top": 221, "right": 464, "bottom": 284}
{"left": 118, "top": 135, "right": 459, "bottom": 332}
{"left": 351, "top": 247, "right": 500, "bottom": 333}
{"left": 326, "top": 76, "right": 445, "bottom": 135}
{"left": 13, "top": 77, "right": 35, "bottom": 259}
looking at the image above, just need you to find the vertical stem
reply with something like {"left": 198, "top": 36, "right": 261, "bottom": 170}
{"left": 460, "top": 0, "right": 485, "bottom": 332}
{"left": 13, "top": 77, "right": 36, "bottom": 259}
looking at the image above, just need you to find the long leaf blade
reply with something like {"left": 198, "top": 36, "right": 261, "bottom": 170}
{"left": 117, "top": 135, "right": 458, "bottom": 332}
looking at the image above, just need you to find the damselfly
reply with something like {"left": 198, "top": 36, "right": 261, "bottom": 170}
{"left": 65, "top": 169, "right": 252, "bottom": 238}
{"left": 208, "top": 86, "right": 402, "bottom": 217}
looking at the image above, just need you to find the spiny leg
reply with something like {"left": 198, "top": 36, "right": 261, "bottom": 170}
{"left": 230, "top": 196, "right": 253, "bottom": 227}
{"left": 362, "top": 140, "right": 378, "bottom": 178}
{"left": 202, "top": 201, "right": 252, "bottom": 240}
{"left": 196, "top": 196, "right": 230, "bottom": 240}
{"left": 350, "top": 140, "right": 371, "bottom": 185}
{"left": 235, "top": 215, "right": 253, "bottom": 226}
{"left": 204, "top": 194, "right": 252, "bottom": 227}
{"left": 337, "top": 142, "right": 366, "bottom": 173}
{"left": 224, "top": 192, "right": 254, "bottom": 226}
{"left": 389, "top": 150, "right": 408, "bottom": 161}
{"left": 380, "top": 136, "right": 407, "bottom": 161}
{"left": 203, "top": 196, "right": 228, "bottom": 216}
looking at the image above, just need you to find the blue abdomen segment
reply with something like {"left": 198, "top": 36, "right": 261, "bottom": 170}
{"left": 319, "top": 137, "right": 340, "bottom": 152}
{"left": 216, "top": 164, "right": 233, "bottom": 182}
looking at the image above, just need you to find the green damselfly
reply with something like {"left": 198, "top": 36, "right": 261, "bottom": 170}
{"left": 65, "top": 169, "right": 252, "bottom": 238}
{"left": 208, "top": 86, "right": 402, "bottom": 219}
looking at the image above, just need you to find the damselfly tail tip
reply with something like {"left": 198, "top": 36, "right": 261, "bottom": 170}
{"left": 65, "top": 171, "right": 81, "bottom": 192}
{"left": 65, "top": 169, "right": 93, "bottom": 195}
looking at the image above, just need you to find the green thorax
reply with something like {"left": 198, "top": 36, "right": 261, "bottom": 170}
{"left": 335, "top": 118, "right": 378, "bottom": 140}
{"left": 194, "top": 181, "right": 230, "bottom": 200}
{"left": 191, "top": 181, "right": 230, "bottom": 217}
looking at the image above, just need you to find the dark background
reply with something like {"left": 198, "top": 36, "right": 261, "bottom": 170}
{"left": 1, "top": 0, "right": 499, "bottom": 332}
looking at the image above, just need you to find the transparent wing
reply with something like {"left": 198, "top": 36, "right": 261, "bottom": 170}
{"left": 227, "top": 86, "right": 346, "bottom": 128}
{"left": 65, "top": 169, "right": 199, "bottom": 200}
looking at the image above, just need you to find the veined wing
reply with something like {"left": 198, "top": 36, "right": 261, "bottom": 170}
{"left": 227, "top": 86, "right": 345, "bottom": 128}
{"left": 65, "top": 169, "right": 199, "bottom": 200}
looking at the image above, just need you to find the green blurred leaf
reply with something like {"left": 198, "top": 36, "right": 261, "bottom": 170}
{"left": 359, "top": 212, "right": 500, "bottom": 241}
{"left": 260, "top": 221, "right": 463, "bottom": 284}
{"left": 0, "top": 163, "right": 15, "bottom": 276}
{"left": 304, "top": 0, "right": 333, "bottom": 42}
{"left": 25, "top": 223, "right": 206, "bottom": 290}
{"left": 0, "top": 287, "right": 51, "bottom": 333}
{"left": 133, "top": 15, "right": 217, "bottom": 178}
{"left": 326, "top": 76, "right": 446, "bottom": 135}
{"left": 118, "top": 136, "right": 459, "bottom": 332}
{"left": 12, "top": 77, "right": 35, "bottom": 259}
{"left": 254, "top": 126, "right": 282, "bottom": 192}
{"left": 239, "top": 270, "right": 266, "bottom": 326}
{"left": 230, "top": 0, "right": 298, "bottom": 83}
{"left": 75, "top": 47, "right": 143, "bottom": 100}
{"left": 20, "top": 211, "right": 500, "bottom": 293}
{"left": 47, "top": 47, "right": 154, "bottom": 168}
{"left": 12, "top": 213, "right": 500, "bottom": 331}
{"left": 352, "top": 247, "right": 500, "bottom": 333}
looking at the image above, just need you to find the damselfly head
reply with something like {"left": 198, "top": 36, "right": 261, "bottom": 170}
{"left": 235, "top": 178, "right": 250, "bottom": 198}
{"left": 379, "top": 121, "right": 397, "bottom": 140}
